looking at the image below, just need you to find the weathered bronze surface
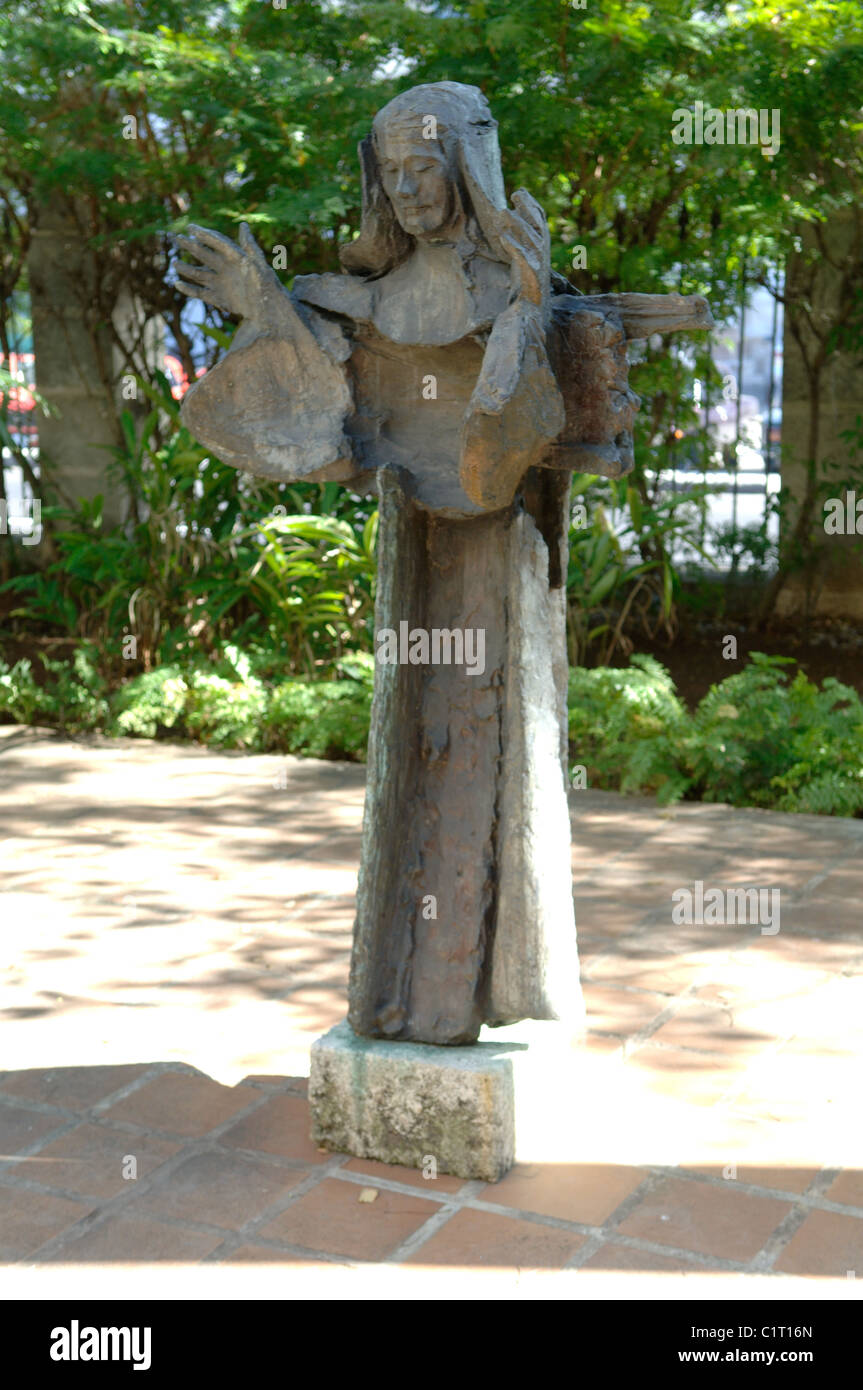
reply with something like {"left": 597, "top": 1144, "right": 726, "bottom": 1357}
{"left": 176, "top": 81, "right": 712, "bottom": 1044}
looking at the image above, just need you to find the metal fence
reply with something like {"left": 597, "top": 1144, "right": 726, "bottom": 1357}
{"left": 3, "top": 277, "right": 784, "bottom": 566}
{"left": 660, "top": 271, "right": 785, "bottom": 572}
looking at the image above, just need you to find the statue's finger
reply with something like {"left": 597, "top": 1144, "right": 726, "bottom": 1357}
{"left": 500, "top": 234, "right": 542, "bottom": 303}
{"left": 501, "top": 231, "right": 542, "bottom": 276}
{"left": 185, "top": 224, "right": 242, "bottom": 259}
{"left": 174, "top": 278, "right": 205, "bottom": 299}
{"left": 173, "top": 234, "right": 225, "bottom": 270}
{"left": 500, "top": 207, "right": 544, "bottom": 253}
{"left": 174, "top": 278, "right": 232, "bottom": 313}
{"left": 500, "top": 228, "right": 540, "bottom": 260}
{"left": 511, "top": 202, "right": 548, "bottom": 254}
{"left": 175, "top": 261, "right": 215, "bottom": 286}
{"left": 238, "top": 221, "right": 268, "bottom": 265}
{"left": 499, "top": 230, "right": 526, "bottom": 263}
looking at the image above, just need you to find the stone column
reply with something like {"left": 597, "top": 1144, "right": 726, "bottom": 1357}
{"left": 27, "top": 192, "right": 161, "bottom": 527}
{"left": 778, "top": 208, "right": 863, "bottom": 620}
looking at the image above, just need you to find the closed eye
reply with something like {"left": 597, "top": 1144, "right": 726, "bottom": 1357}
{"left": 381, "top": 162, "right": 438, "bottom": 174}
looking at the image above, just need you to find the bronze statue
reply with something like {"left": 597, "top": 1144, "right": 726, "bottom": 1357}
{"left": 176, "top": 81, "right": 712, "bottom": 1046}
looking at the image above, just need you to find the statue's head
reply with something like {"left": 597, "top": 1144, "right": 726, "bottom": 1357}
{"left": 340, "top": 82, "right": 508, "bottom": 277}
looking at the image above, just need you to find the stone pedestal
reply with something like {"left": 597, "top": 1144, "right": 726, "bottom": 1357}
{"left": 309, "top": 1020, "right": 527, "bottom": 1182}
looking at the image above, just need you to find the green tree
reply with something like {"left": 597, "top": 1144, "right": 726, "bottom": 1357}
{"left": 2, "top": 0, "right": 861, "bottom": 630}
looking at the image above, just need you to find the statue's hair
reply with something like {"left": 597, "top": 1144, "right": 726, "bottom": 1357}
{"left": 340, "top": 82, "right": 508, "bottom": 279}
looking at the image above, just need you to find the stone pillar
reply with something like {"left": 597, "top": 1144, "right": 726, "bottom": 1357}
{"left": 27, "top": 192, "right": 161, "bottom": 528}
{"left": 778, "top": 208, "right": 863, "bottom": 620}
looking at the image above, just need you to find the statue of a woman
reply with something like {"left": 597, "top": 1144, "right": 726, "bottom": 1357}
{"left": 176, "top": 82, "right": 710, "bottom": 1045}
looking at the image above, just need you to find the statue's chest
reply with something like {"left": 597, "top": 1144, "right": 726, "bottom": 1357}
{"left": 347, "top": 327, "right": 489, "bottom": 516}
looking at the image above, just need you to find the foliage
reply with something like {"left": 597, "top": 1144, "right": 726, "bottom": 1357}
{"left": 2, "top": 0, "right": 863, "bottom": 631}
{"left": 690, "top": 653, "right": 863, "bottom": 816}
{"left": 0, "top": 642, "right": 108, "bottom": 731}
{"left": 569, "top": 653, "right": 693, "bottom": 803}
{"left": 262, "top": 656, "right": 374, "bottom": 760}
{"left": 0, "top": 656, "right": 43, "bottom": 724}
{"left": 243, "top": 509, "right": 377, "bottom": 674}
{"left": 4, "top": 640, "right": 860, "bottom": 814}
{"left": 566, "top": 469, "right": 715, "bottom": 665}
{"left": 184, "top": 668, "right": 268, "bottom": 749}
{"left": 0, "top": 374, "right": 377, "bottom": 678}
{"left": 0, "top": 640, "right": 374, "bottom": 759}
{"left": 110, "top": 664, "right": 188, "bottom": 738}
{"left": 569, "top": 651, "right": 863, "bottom": 816}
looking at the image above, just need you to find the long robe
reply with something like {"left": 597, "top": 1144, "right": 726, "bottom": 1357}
{"left": 181, "top": 270, "right": 637, "bottom": 1043}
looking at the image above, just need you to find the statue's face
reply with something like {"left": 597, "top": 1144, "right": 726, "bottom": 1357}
{"left": 377, "top": 128, "right": 459, "bottom": 239}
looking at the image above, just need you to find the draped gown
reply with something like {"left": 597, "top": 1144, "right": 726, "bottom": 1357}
{"left": 181, "top": 245, "right": 641, "bottom": 1044}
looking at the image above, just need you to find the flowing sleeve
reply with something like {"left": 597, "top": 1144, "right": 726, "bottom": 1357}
{"left": 458, "top": 301, "right": 566, "bottom": 511}
{"left": 179, "top": 286, "right": 367, "bottom": 487}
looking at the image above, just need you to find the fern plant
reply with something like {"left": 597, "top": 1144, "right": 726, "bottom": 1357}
{"left": 0, "top": 371, "right": 378, "bottom": 679}
{"left": 568, "top": 653, "right": 693, "bottom": 804}
{"left": 568, "top": 651, "right": 863, "bottom": 817}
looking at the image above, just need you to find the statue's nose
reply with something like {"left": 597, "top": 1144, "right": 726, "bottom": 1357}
{"left": 395, "top": 169, "right": 419, "bottom": 197}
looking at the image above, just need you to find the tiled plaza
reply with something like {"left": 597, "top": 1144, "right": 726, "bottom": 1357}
{"left": 2, "top": 726, "right": 862, "bottom": 1293}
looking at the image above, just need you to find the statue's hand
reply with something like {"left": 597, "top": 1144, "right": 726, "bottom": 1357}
{"left": 461, "top": 167, "right": 550, "bottom": 314}
{"left": 173, "top": 223, "right": 283, "bottom": 325}
{"left": 497, "top": 190, "right": 550, "bottom": 312}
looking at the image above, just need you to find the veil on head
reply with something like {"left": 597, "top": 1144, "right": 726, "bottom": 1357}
{"left": 339, "top": 82, "right": 508, "bottom": 279}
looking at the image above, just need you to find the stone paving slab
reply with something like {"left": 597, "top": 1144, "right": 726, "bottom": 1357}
{"left": 2, "top": 725, "right": 863, "bottom": 1286}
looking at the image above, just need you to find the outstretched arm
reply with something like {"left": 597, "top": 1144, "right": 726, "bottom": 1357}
{"left": 175, "top": 223, "right": 302, "bottom": 338}
{"left": 537, "top": 291, "right": 714, "bottom": 479}
{"left": 572, "top": 292, "right": 713, "bottom": 340}
{"left": 173, "top": 224, "right": 359, "bottom": 485}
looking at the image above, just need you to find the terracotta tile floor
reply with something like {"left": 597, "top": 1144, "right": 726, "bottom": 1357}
{"left": 2, "top": 726, "right": 863, "bottom": 1286}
